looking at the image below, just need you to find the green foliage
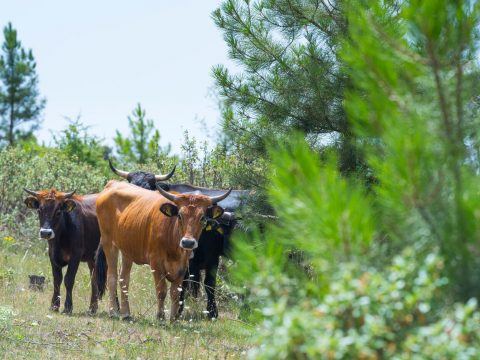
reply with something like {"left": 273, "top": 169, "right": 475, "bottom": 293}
{"left": 53, "top": 117, "right": 109, "bottom": 166}
{"left": 231, "top": 137, "right": 375, "bottom": 324}
{"left": 177, "top": 130, "right": 246, "bottom": 188}
{"left": 114, "top": 103, "right": 170, "bottom": 164}
{"left": 342, "top": 0, "right": 480, "bottom": 299}
{"left": 0, "top": 305, "right": 14, "bottom": 336}
{"left": 233, "top": 137, "right": 480, "bottom": 358}
{"left": 0, "top": 22, "right": 45, "bottom": 147}
{"left": 180, "top": 130, "right": 199, "bottom": 184}
{"left": 246, "top": 247, "right": 480, "bottom": 359}
{"left": 0, "top": 147, "right": 108, "bottom": 248}
{"left": 267, "top": 136, "right": 374, "bottom": 269}
{"left": 213, "top": 0, "right": 360, "bottom": 175}
{"left": 232, "top": 0, "right": 480, "bottom": 357}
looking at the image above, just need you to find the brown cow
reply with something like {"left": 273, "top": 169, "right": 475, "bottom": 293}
{"left": 95, "top": 180, "right": 231, "bottom": 321}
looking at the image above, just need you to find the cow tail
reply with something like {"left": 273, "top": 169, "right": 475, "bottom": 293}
{"left": 95, "top": 245, "right": 108, "bottom": 300}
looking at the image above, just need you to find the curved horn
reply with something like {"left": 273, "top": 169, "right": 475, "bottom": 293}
{"left": 64, "top": 190, "right": 76, "bottom": 198}
{"left": 210, "top": 188, "right": 233, "bottom": 204}
{"left": 108, "top": 158, "right": 129, "bottom": 179}
{"left": 156, "top": 183, "right": 178, "bottom": 202}
{"left": 23, "top": 188, "right": 39, "bottom": 197}
{"left": 155, "top": 165, "right": 176, "bottom": 181}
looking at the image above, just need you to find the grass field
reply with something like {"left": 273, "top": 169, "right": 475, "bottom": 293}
{"left": 0, "top": 248, "right": 254, "bottom": 359}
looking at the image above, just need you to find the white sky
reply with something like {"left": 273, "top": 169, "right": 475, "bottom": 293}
{"left": 0, "top": 1, "right": 234, "bottom": 154}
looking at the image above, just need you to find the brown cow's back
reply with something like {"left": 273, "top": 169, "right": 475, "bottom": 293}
{"left": 96, "top": 181, "right": 182, "bottom": 268}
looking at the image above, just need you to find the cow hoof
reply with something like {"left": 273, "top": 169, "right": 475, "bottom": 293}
{"left": 62, "top": 309, "right": 72, "bottom": 315}
{"left": 208, "top": 310, "right": 218, "bottom": 319}
{"left": 87, "top": 308, "right": 97, "bottom": 316}
{"left": 50, "top": 306, "right": 60, "bottom": 312}
{"left": 121, "top": 315, "right": 132, "bottom": 321}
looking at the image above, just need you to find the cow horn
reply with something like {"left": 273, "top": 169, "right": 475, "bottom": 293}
{"left": 64, "top": 190, "right": 76, "bottom": 198}
{"left": 210, "top": 188, "right": 232, "bottom": 204}
{"left": 108, "top": 158, "right": 129, "bottom": 179}
{"left": 23, "top": 188, "right": 39, "bottom": 197}
{"left": 155, "top": 165, "right": 176, "bottom": 181}
{"left": 156, "top": 183, "right": 178, "bottom": 202}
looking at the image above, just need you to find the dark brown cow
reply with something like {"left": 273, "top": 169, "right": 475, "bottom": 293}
{"left": 23, "top": 189, "right": 101, "bottom": 314}
{"left": 95, "top": 181, "right": 231, "bottom": 321}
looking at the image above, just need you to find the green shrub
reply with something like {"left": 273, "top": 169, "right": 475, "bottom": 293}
{"left": 232, "top": 128, "right": 480, "bottom": 357}
{"left": 0, "top": 147, "right": 108, "bottom": 249}
{"left": 247, "top": 248, "right": 480, "bottom": 359}
{"left": 342, "top": 0, "right": 480, "bottom": 299}
{"left": 0, "top": 305, "right": 14, "bottom": 336}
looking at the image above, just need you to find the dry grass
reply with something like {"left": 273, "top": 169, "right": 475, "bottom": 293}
{"left": 0, "top": 249, "right": 254, "bottom": 359}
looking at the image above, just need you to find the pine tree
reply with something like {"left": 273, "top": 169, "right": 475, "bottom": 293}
{"left": 53, "top": 116, "right": 109, "bottom": 166}
{"left": 0, "top": 23, "right": 45, "bottom": 147}
{"left": 114, "top": 103, "right": 170, "bottom": 164}
{"left": 212, "top": 0, "right": 356, "bottom": 173}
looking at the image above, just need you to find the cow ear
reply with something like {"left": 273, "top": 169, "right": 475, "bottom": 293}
{"left": 24, "top": 196, "right": 39, "bottom": 209}
{"left": 207, "top": 205, "right": 224, "bottom": 219}
{"left": 62, "top": 199, "right": 76, "bottom": 213}
{"left": 160, "top": 203, "right": 178, "bottom": 217}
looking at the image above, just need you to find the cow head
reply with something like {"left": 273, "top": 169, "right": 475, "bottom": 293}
{"left": 156, "top": 184, "right": 232, "bottom": 250}
{"left": 23, "top": 188, "right": 77, "bottom": 240}
{"left": 108, "top": 158, "right": 176, "bottom": 190}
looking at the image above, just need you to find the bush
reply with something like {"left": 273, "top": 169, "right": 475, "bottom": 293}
{"left": 232, "top": 129, "right": 480, "bottom": 357}
{"left": 247, "top": 248, "right": 480, "bottom": 359}
{"left": 0, "top": 147, "right": 108, "bottom": 249}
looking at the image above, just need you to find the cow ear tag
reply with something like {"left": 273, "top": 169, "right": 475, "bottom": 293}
{"left": 63, "top": 199, "right": 77, "bottom": 213}
{"left": 24, "top": 196, "right": 39, "bottom": 209}
{"left": 207, "top": 205, "right": 224, "bottom": 219}
{"left": 160, "top": 203, "right": 178, "bottom": 217}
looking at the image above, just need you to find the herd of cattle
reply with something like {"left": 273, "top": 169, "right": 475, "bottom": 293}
{"left": 22, "top": 160, "right": 250, "bottom": 320}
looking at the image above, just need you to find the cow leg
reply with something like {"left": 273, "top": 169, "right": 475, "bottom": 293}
{"left": 179, "top": 274, "right": 188, "bottom": 315}
{"left": 50, "top": 260, "right": 63, "bottom": 312}
{"left": 191, "top": 268, "right": 201, "bottom": 298}
{"left": 103, "top": 243, "right": 120, "bottom": 316}
{"left": 169, "top": 277, "right": 184, "bottom": 322}
{"left": 63, "top": 256, "right": 81, "bottom": 314}
{"left": 87, "top": 260, "right": 98, "bottom": 315}
{"left": 119, "top": 255, "right": 133, "bottom": 320}
{"left": 153, "top": 270, "right": 167, "bottom": 321}
{"left": 204, "top": 262, "right": 219, "bottom": 319}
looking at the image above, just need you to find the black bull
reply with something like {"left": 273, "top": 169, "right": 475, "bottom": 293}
{"left": 108, "top": 159, "right": 249, "bottom": 318}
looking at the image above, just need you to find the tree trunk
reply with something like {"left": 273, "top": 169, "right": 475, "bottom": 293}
{"left": 8, "top": 100, "right": 14, "bottom": 147}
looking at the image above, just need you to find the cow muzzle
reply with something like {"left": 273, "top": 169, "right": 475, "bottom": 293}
{"left": 180, "top": 237, "right": 197, "bottom": 250}
{"left": 39, "top": 228, "right": 55, "bottom": 240}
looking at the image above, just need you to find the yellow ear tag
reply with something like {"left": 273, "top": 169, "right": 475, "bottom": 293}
{"left": 216, "top": 227, "right": 224, "bottom": 235}
{"left": 206, "top": 224, "right": 212, "bottom": 231}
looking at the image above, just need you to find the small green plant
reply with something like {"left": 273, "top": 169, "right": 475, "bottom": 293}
{"left": 0, "top": 305, "right": 14, "bottom": 336}
{"left": 53, "top": 117, "right": 108, "bottom": 166}
{"left": 114, "top": 103, "right": 171, "bottom": 164}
